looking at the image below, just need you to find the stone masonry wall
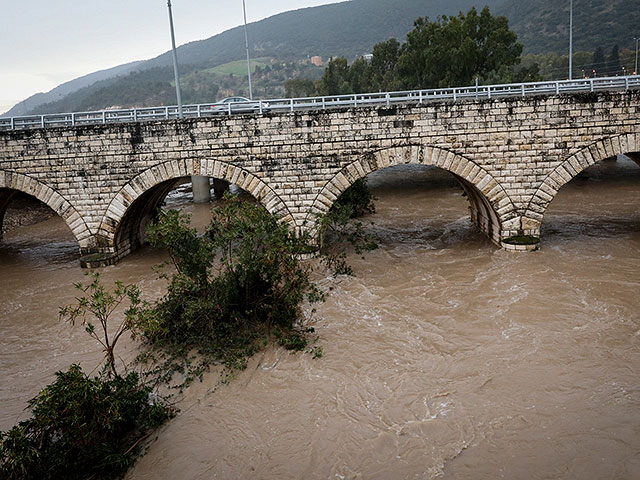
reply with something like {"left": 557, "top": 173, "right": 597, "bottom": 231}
{"left": 1, "top": 90, "right": 639, "bottom": 263}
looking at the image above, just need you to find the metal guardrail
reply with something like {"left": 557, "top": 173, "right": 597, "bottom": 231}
{"left": 1, "top": 75, "right": 639, "bottom": 131}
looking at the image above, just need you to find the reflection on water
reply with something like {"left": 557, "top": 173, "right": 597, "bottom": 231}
{"left": 1, "top": 158, "right": 639, "bottom": 479}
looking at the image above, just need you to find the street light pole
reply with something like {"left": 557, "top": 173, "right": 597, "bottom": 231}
{"left": 243, "top": 0, "right": 253, "bottom": 99}
{"left": 167, "top": 0, "right": 183, "bottom": 118}
{"left": 168, "top": 1, "right": 208, "bottom": 201}
{"left": 635, "top": 37, "right": 639, "bottom": 75}
{"left": 568, "top": 0, "right": 573, "bottom": 80}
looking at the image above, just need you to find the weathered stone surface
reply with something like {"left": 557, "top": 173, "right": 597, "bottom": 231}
{"left": 1, "top": 91, "right": 639, "bottom": 264}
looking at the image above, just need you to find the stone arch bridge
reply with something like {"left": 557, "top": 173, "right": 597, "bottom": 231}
{"left": 1, "top": 91, "right": 639, "bottom": 266}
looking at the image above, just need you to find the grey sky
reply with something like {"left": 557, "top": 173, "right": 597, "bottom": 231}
{"left": 1, "top": 0, "right": 341, "bottom": 113}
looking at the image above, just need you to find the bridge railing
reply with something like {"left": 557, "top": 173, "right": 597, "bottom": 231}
{"left": 1, "top": 75, "right": 639, "bottom": 131}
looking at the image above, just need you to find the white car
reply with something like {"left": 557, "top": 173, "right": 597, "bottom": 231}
{"left": 209, "top": 96, "right": 270, "bottom": 114}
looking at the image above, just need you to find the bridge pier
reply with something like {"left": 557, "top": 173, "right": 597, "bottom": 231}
{"left": 191, "top": 176, "right": 211, "bottom": 203}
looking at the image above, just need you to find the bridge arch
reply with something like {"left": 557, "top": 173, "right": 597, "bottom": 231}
{"left": 525, "top": 132, "right": 640, "bottom": 234}
{"left": 307, "top": 145, "right": 518, "bottom": 246}
{"left": 98, "top": 159, "right": 292, "bottom": 262}
{"left": 0, "top": 171, "right": 91, "bottom": 248}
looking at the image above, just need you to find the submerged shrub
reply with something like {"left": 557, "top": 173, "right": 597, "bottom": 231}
{"left": 0, "top": 365, "right": 174, "bottom": 480}
{"left": 137, "top": 195, "right": 322, "bottom": 370}
{"left": 316, "top": 178, "right": 378, "bottom": 274}
{"left": 333, "top": 178, "right": 375, "bottom": 218}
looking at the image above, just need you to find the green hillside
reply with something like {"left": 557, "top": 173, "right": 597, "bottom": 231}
{"left": 24, "top": 0, "right": 502, "bottom": 114}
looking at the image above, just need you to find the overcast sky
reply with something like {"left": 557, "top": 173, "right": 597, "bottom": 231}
{"left": 0, "top": 0, "right": 341, "bottom": 114}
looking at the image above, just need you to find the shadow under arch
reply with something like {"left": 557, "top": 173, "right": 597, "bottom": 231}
{"left": 97, "top": 159, "right": 292, "bottom": 264}
{"left": 525, "top": 132, "right": 640, "bottom": 234}
{"left": 307, "top": 145, "right": 517, "bottom": 246}
{"left": 0, "top": 171, "right": 90, "bottom": 249}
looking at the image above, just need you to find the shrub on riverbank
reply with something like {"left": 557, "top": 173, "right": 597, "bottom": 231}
{"left": 0, "top": 365, "right": 174, "bottom": 480}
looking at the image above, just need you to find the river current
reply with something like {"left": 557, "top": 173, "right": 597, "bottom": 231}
{"left": 1, "top": 158, "right": 639, "bottom": 479}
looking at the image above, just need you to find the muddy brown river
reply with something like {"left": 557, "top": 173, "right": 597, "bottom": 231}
{"left": 1, "top": 158, "right": 639, "bottom": 479}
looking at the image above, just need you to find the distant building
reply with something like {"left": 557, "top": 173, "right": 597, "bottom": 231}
{"left": 362, "top": 54, "right": 373, "bottom": 61}
{"left": 311, "top": 56, "right": 323, "bottom": 67}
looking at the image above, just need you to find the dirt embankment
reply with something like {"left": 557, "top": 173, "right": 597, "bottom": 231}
{"left": 2, "top": 193, "right": 55, "bottom": 234}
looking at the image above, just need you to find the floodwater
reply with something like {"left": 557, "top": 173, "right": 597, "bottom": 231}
{"left": 1, "top": 158, "right": 639, "bottom": 479}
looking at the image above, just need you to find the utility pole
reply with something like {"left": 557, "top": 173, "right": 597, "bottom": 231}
{"left": 243, "top": 0, "right": 253, "bottom": 99}
{"left": 635, "top": 37, "right": 639, "bottom": 75}
{"left": 569, "top": 0, "right": 574, "bottom": 80}
{"left": 168, "top": 2, "right": 210, "bottom": 202}
{"left": 167, "top": 0, "right": 183, "bottom": 118}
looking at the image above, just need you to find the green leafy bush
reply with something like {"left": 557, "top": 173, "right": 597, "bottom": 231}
{"left": 333, "top": 178, "right": 375, "bottom": 219}
{"left": 137, "top": 195, "right": 323, "bottom": 370}
{"left": 316, "top": 178, "right": 378, "bottom": 275}
{"left": 0, "top": 365, "right": 174, "bottom": 480}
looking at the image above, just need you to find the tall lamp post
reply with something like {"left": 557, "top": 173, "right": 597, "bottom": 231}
{"left": 568, "top": 0, "right": 574, "bottom": 80}
{"left": 168, "top": 2, "right": 210, "bottom": 202}
{"left": 243, "top": 0, "right": 253, "bottom": 99}
{"left": 635, "top": 37, "right": 639, "bottom": 75}
{"left": 167, "top": 0, "right": 183, "bottom": 118}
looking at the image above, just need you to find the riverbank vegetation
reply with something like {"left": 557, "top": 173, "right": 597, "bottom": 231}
{"left": 0, "top": 366, "right": 173, "bottom": 480}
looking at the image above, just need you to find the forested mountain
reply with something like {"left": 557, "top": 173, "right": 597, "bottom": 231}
{"left": 496, "top": 0, "right": 638, "bottom": 54}
{"left": 8, "top": 0, "right": 638, "bottom": 116}
{"left": 143, "top": 0, "right": 503, "bottom": 70}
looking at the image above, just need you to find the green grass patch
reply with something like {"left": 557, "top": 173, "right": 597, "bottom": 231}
{"left": 502, "top": 235, "right": 540, "bottom": 245}
{"left": 204, "top": 57, "right": 271, "bottom": 76}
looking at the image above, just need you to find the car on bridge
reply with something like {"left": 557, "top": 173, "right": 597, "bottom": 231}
{"left": 208, "top": 96, "right": 270, "bottom": 115}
